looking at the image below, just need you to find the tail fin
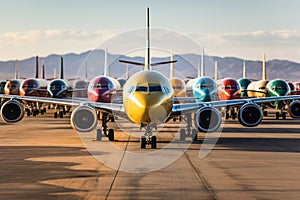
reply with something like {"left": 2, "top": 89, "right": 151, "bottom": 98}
{"left": 243, "top": 60, "right": 246, "bottom": 78}
{"left": 35, "top": 55, "right": 39, "bottom": 79}
{"left": 61, "top": 56, "right": 64, "bottom": 79}
{"left": 262, "top": 53, "right": 266, "bottom": 80}
{"left": 104, "top": 48, "right": 108, "bottom": 77}
{"left": 118, "top": 7, "right": 177, "bottom": 69}
{"left": 42, "top": 59, "right": 45, "bottom": 79}
{"left": 200, "top": 46, "right": 205, "bottom": 77}
{"left": 214, "top": 61, "right": 218, "bottom": 80}
{"left": 15, "top": 59, "right": 19, "bottom": 79}
{"left": 170, "top": 51, "right": 174, "bottom": 79}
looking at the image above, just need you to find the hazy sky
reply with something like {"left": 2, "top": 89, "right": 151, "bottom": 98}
{"left": 1, "top": 0, "right": 300, "bottom": 62}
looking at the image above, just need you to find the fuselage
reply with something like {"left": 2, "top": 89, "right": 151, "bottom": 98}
{"left": 73, "top": 80, "right": 89, "bottom": 98}
{"left": 247, "top": 80, "right": 269, "bottom": 98}
{"left": 123, "top": 70, "right": 173, "bottom": 126}
{"left": 266, "top": 79, "right": 290, "bottom": 108}
{"left": 170, "top": 78, "right": 186, "bottom": 99}
{"left": 47, "top": 79, "right": 72, "bottom": 98}
{"left": 237, "top": 78, "right": 251, "bottom": 98}
{"left": 87, "top": 76, "right": 121, "bottom": 103}
{"left": 0, "top": 81, "right": 7, "bottom": 94}
{"left": 4, "top": 79, "right": 22, "bottom": 95}
{"left": 187, "top": 77, "right": 218, "bottom": 102}
{"left": 293, "top": 82, "right": 300, "bottom": 95}
{"left": 20, "top": 78, "right": 48, "bottom": 97}
{"left": 217, "top": 78, "right": 241, "bottom": 100}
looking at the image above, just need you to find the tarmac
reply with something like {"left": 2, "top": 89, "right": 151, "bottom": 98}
{"left": 0, "top": 109, "right": 300, "bottom": 200}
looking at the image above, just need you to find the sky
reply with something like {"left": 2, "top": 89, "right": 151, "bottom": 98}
{"left": 1, "top": 0, "right": 300, "bottom": 62}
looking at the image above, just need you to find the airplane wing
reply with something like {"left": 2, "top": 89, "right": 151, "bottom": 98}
{"left": 171, "top": 94, "right": 300, "bottom": 117}
{"left": 0, "top": 94, "right": 124, "bottom": 115}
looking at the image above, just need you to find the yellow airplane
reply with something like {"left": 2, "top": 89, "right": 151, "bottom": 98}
{"left": 2, "top": 7, "right": 300, "bottom": 149}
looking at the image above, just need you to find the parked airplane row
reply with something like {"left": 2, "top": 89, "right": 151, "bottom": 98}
{"left": 1, "top": 7, "right": 300, "bottom": 149}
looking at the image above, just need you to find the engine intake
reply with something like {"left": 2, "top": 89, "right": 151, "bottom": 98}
{"left": 238, "top": 103, "right": 262, "bottom": 127}
{"left": 1, "top": 100, "right": 25, "bottom": 123}
{"left": 70, "top": 105, "right": 98, "bottom": 132}
{"left": 194, "top": 106, "right": 221, "bottom": 132}
{"left": 288, "top": 100, "right": 300, "bottom": 118}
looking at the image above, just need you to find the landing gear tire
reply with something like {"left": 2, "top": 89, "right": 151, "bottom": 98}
{"left": 108, "top": 129, "right": 114, "bottom": 141}
{"left": 282, "top": 112, "right": 287, "bottom": 120}
{"left": 263, "top": 111, "right": 268, "bottom": 117}
{"left": 180, "top": 129, "right": 186, "bottom": 141}
{"left": 151, "top": 136, "right": 157, "bottom": 149}
{"left": 191, "top": 129, "right": 198, "bottom": 142}
{"left": 141, "top": 136, "right": 146, "bottom": 149}
{"left": 59, "top": 111, "right": 64, "bottom": 118}
{"left": 54, "top": 112, "right": 58, "bottom": 118}
{"left": 276, "top": 112, "right": 280, "bottom": 120}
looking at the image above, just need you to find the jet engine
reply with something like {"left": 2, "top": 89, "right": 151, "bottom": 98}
{"left": 288, "top": 100, "right": 300, "bottom": 118}
{"left": 238, "top": 103, "right": 263, "bottom": 127}
{"left": 0, "top": 100, "right": 25, "bottom": 123}
{"left": 194, "top": 106, "right": 221, "bottom": 132}
{"left": 70, "top": 105, "right": 98, "bottom": 132}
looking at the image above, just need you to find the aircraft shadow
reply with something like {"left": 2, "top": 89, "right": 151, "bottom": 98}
{"left": 0, "top": 146, "right": 103, "bottom": 199}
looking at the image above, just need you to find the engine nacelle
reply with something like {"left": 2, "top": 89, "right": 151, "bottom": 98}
{"left": 0, "top": 100, "right": 25, "bottom": 123}
{"left": 70, "top": 105, "right": 98, "bottom": 132}
{"left": 288, "top": 100, "right": 300, "bottom": 118}
{"left": 238, "top": 103, "right": 263, "bottom": 127}
{"left": 194, "top": 106, "right": 221, "bottom": 132}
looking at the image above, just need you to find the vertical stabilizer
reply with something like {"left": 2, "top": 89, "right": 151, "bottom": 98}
{"left": 15, "top": 59, "right": 19, "bottom": 79}
{"left": 42, "top": 59, "right": 45, "bottom": 79}
{"left": 126, "top": 64, "right": 129, "bottom": 80}
{"left": 54, "top": 68, "right": 57, "bottom": 79}
{"left": 60, "top": 56, "right": 64, "bottom": 79}
{"left": 144, "top": 7, "right": 150, "bottom": 71}
{"left": 214, "top": 61, "right": 218, "bottom": 80}
{"left": 200, "top": 47, "right": 205, "bottom": 77}
{"left": 170, "top": 51, "right": 174, "bottom": 79}
{"left": 35, "top": 55, "right": 39, "bottom": 79}
{"left": 243, "top": 60, "right": 246, "bottom": 78}
{"left": 262, "top": 53, "right": 267, "bottom": 80}
{"left": 85, "top": 61, "right": 88, "bottom": 81}
{"left": 104, "top": 48, "right": 108, "bottom": 77}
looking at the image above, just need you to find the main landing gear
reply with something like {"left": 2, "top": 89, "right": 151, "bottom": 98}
{"left": 25, "top": 102, "right": 47, "bottom": 117}
{"left": 140, "top": 125, "right": 157, "bottom": 149}
{"left": 178, "top": 113, "right": 198, "bottom": 142}
{"left": 96, "top": 112, "right": 115, "bottom": 141}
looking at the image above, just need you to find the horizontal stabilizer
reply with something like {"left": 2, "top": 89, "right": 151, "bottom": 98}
{"left": 119, "top": 59, "right": 177, "bottom": 67}
{"left": 119, "top": 60, "right": 144, "bottom": 66}
{"left": 151, "top": 60, "right": 177, "bottom": 66}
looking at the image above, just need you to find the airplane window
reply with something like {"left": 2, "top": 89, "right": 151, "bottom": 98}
{"left": 162, "top": 86, "right": 169, "bottom": 94}
{"left": 259, "top": 87, "right": 266, "bottom": 90}
{"left": 149, "top": 85, "right": 162, "bottom": 92}
{"left": 173, "top": 86, "right": 184, "bottom": 90}
{"left": 93, "top": 84, "right": 112, "bottom": 89}
{"left": 128, "top": 86, "right": 135, "bottom": 93}
{"left": 135, "top": 86, "right": 148, "bottom": 92}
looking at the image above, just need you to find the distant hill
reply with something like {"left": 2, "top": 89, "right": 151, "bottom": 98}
{"left": 1, "top": 50, "right": 300, "bottom": 82}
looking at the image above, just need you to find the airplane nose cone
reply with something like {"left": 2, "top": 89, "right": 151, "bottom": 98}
{"left": 127, "top": 92, "right": 170, "bottom": 125}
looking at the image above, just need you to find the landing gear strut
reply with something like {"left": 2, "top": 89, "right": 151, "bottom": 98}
{"left": 96, "top": 112, "right": 115, "bottom": 141}
{"left": 140, "top": 125, "right": 157, "bottom": 149}
{"left": 179, "top": 113, "right": 198, "bottom": 142}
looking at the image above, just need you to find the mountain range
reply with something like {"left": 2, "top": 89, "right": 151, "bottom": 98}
{"left": 1, "top": 49, "right": 300, "bottom": 82}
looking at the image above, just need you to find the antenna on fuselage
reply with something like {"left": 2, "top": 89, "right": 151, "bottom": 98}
{"left": 15, "top": 59, "right": 19, "bottom": 79}
{"left": 262, "top": 53, "right": 267, "bottom": 80}
{"left": 54, "top": 68, "right": 57, "bottom": 79}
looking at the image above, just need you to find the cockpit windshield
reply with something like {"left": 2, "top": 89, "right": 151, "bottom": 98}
{"left": 272, "top": 86, "right": 287, "bottom": 91}
{"left": 129, "top": 85, "right": 169, "bottom": 94}
{"left": 92, "top": 84, "right": 113, "bottom": 89}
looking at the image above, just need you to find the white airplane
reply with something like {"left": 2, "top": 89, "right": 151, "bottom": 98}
{"left": 1, "top": 8, "right": 300, "bottom": 149}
